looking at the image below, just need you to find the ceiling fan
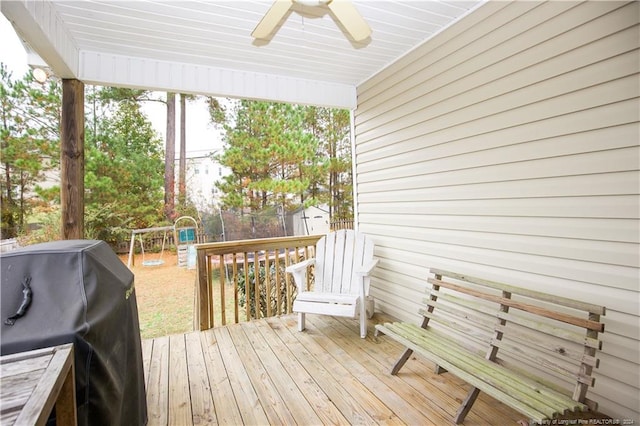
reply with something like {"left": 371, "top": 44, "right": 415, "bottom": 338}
{"left": 252, "top": 0, "right": 371, "bottom": 42}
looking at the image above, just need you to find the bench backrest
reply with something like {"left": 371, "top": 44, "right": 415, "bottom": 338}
{"left": 423, "top": 269, "right": 605, "bottom": 409}
{"left": 313, "top": 230, "right": 375, "bottom": 295}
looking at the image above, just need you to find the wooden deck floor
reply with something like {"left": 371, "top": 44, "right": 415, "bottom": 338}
{"left": 142, "top": 313, "right": 524, "bottom": 425}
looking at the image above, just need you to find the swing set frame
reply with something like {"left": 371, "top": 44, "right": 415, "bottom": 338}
{"left": 126, "top": 216, "right": 199, "bottom": 269}
{"left": 126, "top": 225, "right": 174, "bottom": 268}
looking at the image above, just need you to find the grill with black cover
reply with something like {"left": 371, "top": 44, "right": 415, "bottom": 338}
{"left": 1, "top": 240, "right": 147, "bottom": 425}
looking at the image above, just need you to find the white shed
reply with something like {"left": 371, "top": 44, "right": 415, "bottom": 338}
{"left": 290, "top": 205, "right": 330, "bottom": 236}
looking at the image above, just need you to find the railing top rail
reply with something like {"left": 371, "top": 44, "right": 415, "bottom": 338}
{"left": 196, "top": 234, "right": 323, "bottom": 256}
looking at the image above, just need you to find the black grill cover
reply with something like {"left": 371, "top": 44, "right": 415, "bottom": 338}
{"left": 0, "top": 240, "right": 147, "bottom": 426}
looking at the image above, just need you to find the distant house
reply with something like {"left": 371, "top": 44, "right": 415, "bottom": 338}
{"left": 0, "top": 238, "right": 20, "bottom": 253}
{"left": 177, "top": 154, "right": 230, "bottom": 211}
{"left": 289, "top": 205, "right": 330, "bottom": 236}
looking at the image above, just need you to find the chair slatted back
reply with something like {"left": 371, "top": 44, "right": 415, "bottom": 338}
{"left": 314, "top": 230, "right": 375, "bottom": 295}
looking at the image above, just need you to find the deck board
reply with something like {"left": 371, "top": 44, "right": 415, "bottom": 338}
{"left": 306, "top": 314, "right": 450, "bottom": 425}
{"left": 213, "top": 326, "right": 269, "bottom": 425}
{"left": 227, "top": 323, "right": 298, "bottom": 425}
{"left": 265, "top": 317, "right": 377, "bottom": 425}
{"left": 241, "top": 321, "right": 323, "bottom": 425}
{"left": 198, "top": 330, "right": 242, "bottom": 425}
{"left": 143, "top": 313, "right": 525, "bottom": 425}
{"left": 169, "top": 334, "right": 192, "bottom": 425}
{"left": 184, "top": 332, "right": 216, "bottom": 425}
{"left": 147, "top": 335, "right": 169, "bottom": 425}
{"left": 252, "top": 319, "right": 349, "bottom": 425}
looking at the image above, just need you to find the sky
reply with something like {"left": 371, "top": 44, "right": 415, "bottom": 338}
{"left": 0, "top": 14, "right": 224, "bottom": 158}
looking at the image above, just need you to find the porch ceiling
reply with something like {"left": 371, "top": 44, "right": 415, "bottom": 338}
{"left": 1, "top": 0, "right": 483, "bottom": 108}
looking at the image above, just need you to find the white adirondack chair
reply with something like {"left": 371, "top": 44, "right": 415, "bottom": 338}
{"left": 286, "top": 229, "right": 379, "bottom": 338}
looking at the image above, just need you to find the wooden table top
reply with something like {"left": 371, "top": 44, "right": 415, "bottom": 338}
{"left": 0, "top": 343, "right": 76, "bottom": 426}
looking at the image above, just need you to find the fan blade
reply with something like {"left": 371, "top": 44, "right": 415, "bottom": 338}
{"left": 328, "top": 0, "right": 371, "bottom": 42}
{"left": 252, "top": 0, "right": 294, "bottom": 39}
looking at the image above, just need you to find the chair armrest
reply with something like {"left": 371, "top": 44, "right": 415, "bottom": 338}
{"left": 285, "top": 258, "right": 315, "bottom": 274}
{"left": 286, "top": 258, "right": 315, "bottom": 292}
{"left": 355, "top": 258, "right": 379, "bottom": 277}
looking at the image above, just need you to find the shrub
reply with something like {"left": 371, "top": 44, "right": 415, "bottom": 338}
{"left": 236, "top": 257, "right": 298, "bottom": 319}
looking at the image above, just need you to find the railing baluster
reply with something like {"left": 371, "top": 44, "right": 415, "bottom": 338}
{"left": 285, "top": 248, "right": 291, "bottom": 314}
{"left": 244, "top": 253, "right": 250, "bottom": 322}
{"left": 275, "top": 249, "right": 281, "bottom": 315}
{"left": 207, "top": 255, "right": 213, "bottom": 328}
{"left": 232, "top": 253, "right": 239, "bottom": 324}
{"left": 265, "top": 251, "right": 272, "bottom": 318}
{"left": 254, "top": 251, "right": 260, "bottom": 319}
{"left": 219, "top": 254, "right": 225, "bottom": 326}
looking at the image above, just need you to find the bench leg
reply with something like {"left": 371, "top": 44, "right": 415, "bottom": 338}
{"left": 298, "top": 312, "right": 306, "bottom": 332}
{"left": 391, "top": 348, "right": 413, "bottom": 375}
{"left": 434, "top": 365, "right": 447, "bottom": 374}
{"left": 390, "top": 348, "right": 448, "bottom": 375}
{"left": 455, "top": 387, "right": 481, "bottom": 424}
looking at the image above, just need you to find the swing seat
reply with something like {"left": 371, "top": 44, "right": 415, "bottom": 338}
{"left": 142, "top": 259, "right": 164, "bottom": 266}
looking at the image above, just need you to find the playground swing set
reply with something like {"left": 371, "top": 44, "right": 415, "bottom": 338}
{"left": 126, "top": 216, "right": 199, "bottom": 269}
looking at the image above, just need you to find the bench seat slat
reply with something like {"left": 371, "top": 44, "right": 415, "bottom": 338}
{"left": 377, "top": 323, "right": 566, "bottom": 424}
{"left": 493, "top": 358, "right": 600, "bottom": 411}
{"left": 376, "top": 323, "right": 553, "bottom": 423}
{"left": 386, "top": 322, "right": 586, "bottom": 415}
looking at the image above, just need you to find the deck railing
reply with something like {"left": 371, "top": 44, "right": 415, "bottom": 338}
{"left": 330, "top": 219, "right": 354, "bottom": 230}
{"left": 195, "top": 235, "right": 323, "bottom": 331}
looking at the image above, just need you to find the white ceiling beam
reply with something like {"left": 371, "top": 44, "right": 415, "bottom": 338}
{"left": 78, "top": 50, "right": 357, "bottom": 109}
{"left": 1, "top": 0, "right": 78, "bottom": 78}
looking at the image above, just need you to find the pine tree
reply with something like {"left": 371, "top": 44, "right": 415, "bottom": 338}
{"left": 84, "top": 87, "right": 165, "bottom": 242}
{"left": 212, "top": 99, "right": 352, "bottom": 222}
{"left": 0, "top": 64, "right": 60, "bottom": 237}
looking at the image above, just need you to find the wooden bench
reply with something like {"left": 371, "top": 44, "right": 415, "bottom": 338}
{"left": 375, "top": 268, "right": 605, "bottom": 425}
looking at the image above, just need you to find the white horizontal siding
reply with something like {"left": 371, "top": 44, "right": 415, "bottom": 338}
{"left": 356, "top": 0, "right": 639, "bottom": 421}
{"left": 359, "top": 214, "right": 639, "bottom": 243}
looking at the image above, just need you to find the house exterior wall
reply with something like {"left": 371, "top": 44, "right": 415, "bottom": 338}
{"left": 355, "top": 1, "right": 639, "bottom": 421}
{"left": 178, "top": 155, "right": 230, "bottom": 212}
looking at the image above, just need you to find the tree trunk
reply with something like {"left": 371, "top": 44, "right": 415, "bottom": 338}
{"left": 178, "top": 94, "right": 186, "bottom": 206}
{"left": 2, "top": 164, "right": 16, "bottom": 238}
{"left": 18, "top": 170, "right": 25, "bottom": 231}
{"left": 164, "top": 92, "right": 176, "bottom": 220}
